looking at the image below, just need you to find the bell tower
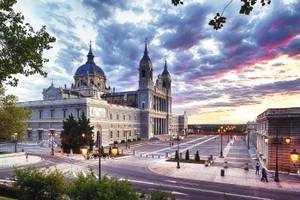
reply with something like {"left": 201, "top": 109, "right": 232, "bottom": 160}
{"left": 139, "top": 38, "right": 153, "bottom": 90}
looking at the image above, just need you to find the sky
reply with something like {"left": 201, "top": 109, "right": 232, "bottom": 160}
{"left": 7, "top": 0, "right": 300, "bottom": 124}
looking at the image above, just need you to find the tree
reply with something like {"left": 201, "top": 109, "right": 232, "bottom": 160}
{"left": 0, "top": 0, "right": 56, "bottom": 86}
{"left": 185, "top": 149, "right": 190, "bottom": 160}
{"left": 195, "top": 150, "right": 200, "bottom": 162}
{"left": 13, "top": 168, "right": 66, "bottom": 200}
{"left": 0, "top": 86, "right": 31, "bottom": 141}
{"left": 171, "top": 0, "right": 272, "bottom": 30}
{"left": 61, "top": 114, "right": 80, "bottom": 153}
{"left": 78, "top": 113, "right": 94, "bottom": 150}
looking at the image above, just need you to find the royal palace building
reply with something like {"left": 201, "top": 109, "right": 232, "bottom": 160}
{"left": 18, "top": 42, "right": 188, "bottom": 146}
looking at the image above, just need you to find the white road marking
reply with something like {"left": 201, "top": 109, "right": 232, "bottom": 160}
{"left": 127, "top": 179, "right": 273, "bottom": 200}
{"left": 145, "top": 136, "right": 208, "bottom": 156}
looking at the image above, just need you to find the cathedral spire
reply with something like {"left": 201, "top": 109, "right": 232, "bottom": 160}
{"left": 144, "top": 37, "right": 148, "bottom": 55}
{"left": 162, "top": 55, "right": 170, "bottom": 79}
{"left": 87, "top": 40, "right": 94, "bottom": 63}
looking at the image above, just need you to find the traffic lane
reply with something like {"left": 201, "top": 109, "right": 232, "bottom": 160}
{"left": 97, "top": 163, "right": 299, "bottom": 200}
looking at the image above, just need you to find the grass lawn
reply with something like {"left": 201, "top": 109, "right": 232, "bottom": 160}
{"left": 0, "top": 196, "right": 16, "bottom": 200}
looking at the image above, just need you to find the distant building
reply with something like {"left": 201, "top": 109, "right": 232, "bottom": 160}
{"left": 246, "top": 121, "right": 257, "bottom": 148}
{"left": 18, "top": 42, "right": 187, "bottom": 146}
{"left": 256, "top": 108, "right": 300, "bottom": 173}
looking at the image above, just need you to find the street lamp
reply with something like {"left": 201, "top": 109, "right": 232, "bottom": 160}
{"left": 274, "top": 129, "right": 280, "bottom": 182}
{"left": 123, "top": 128, "right": 129, "bottom": 149}
{"left": 111, "top": 146, "right": 119, "bottom": 157}
{"left": 218, "top": 127, "right": 225, "bottom": 158}
{"left": 97, "top": 131, "right": 102, "bottom": 181}
{"left": 285, "top": 137, "right": 291, "bottom": 145}
{"left": 290, "top": 149, "right": 299, "bottom": 165}
{"left": 12, "top": 133, "right": 18, "bottom": 153}
{"left": 49, "top": 130, "right": 56, "bottom": 156}
{"left": 174, "top": 134, "right": 184, "bottom": 169}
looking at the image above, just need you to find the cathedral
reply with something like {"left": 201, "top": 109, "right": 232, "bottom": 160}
{"left": 18, "top": 41, "right": 187, "bottom": 146}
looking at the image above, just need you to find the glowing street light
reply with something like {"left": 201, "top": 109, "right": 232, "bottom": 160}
{"left": 290, "top": 149, "right": 299, "bottom": 164}
{"left": 285, "top": 137, "right": 291, "bottom": 145}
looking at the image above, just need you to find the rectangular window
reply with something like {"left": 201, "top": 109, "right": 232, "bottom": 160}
{"left": 63, "top": 109, "right": 67, "bottom": 118}
{"left": 116, "top": 114, "right": 119, "bottom": 120}
{"left": 123, "top": 115, "right": 126, "bottom": 120}
{"left": 123, "top": 131, "right": 125, "bottom": 137}
{"left": 50, "top": 109, "right": 55, "bottom": 119}
{"left": 39, "top": 110, "right": 43, "bottom": 119}
{"left": 110, "top": 113, "right": 112, "bottom": 119}
{"left": 129, "top": 115, "right": 131, "bottom": 120}
{"left": 117, "top": 131, "right": 120, "bottom": 138}
{"left": 129, "top": 130, "right": 131, "bottom": 137}
{"left": 38, "top": 130, "right": 43, "bottom": 140}
{"left": 27, "top": 130, "right": 32, "bottom": 139}
{"left": 77, "top": 108, "right": 80, "bottom": 118}
{"left": 110, "top": 131, "right": 113, "bottom": 138}
{"left": 142, "top": 102, "right": 145, "bottom": 109}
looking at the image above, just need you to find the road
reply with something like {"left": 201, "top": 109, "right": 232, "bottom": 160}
{"left": 1, "top": 136, "right": 299, "bottom": 200}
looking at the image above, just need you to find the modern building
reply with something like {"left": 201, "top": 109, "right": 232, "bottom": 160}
{"left": 256, "top": 108, "right": 300, "bottom": 173}
{"left": 18, "top": 42, "right": 187, "bottom": 146}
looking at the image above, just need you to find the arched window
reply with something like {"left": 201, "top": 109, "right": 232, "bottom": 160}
{"left": 141, "top": 70, "right": 146, "bottom": 77}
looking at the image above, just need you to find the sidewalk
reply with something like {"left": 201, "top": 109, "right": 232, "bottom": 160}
{"left": 0, "top": 153, "right": 42, "bottom": 168}
{"left": 148, "top": 159, "right": 300, "bottom": 192}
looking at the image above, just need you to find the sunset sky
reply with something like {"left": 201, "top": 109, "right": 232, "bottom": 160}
{"left": 8, "top": 0, "right": 300, "bottom": 124}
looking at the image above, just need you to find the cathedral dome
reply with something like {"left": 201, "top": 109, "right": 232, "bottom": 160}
{"left": 75, "top": 45, "right": 106, "bottom": 78}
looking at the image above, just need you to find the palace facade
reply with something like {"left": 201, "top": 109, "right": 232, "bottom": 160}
{"left": 18, "top": 42, "right": 188, "bottom": 146}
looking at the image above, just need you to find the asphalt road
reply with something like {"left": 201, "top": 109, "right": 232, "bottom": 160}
{"left": 1, "top": 154, "right": 298, "bottom": 200}
{"left": 1, "top": 138, "right": 299, "bottom": 200}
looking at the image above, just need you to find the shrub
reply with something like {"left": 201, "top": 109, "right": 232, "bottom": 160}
{"left": 121, "top": 140, "right": 125, "bottom": 144}
{"left": 127, "top": 139, "right": 132, "bottom": 142}
{"left": 13, "top": 168, "right": 66, "bottom": 200}
{"left": 150, "top": 189, "right": 176, "bottom": 200}
{"left": 113, "top": 141, "right": 118, "bottom": 144}
{"left": 137, "top": 137, "right": 141, "bottom": 141}
{"left": 67, "top": 171, "right": 138, "bottom": 200}
{"left": 185, "top": 150, "right": 190, "bottom": 160}
{"left": 195, "top": 151, "right": 200, "bottom": 162}
{"left": 0, "top": 184, "right": 19, "bottom": 199}
{"left": 133, "top": 138, "right": 136, "bottom": 142}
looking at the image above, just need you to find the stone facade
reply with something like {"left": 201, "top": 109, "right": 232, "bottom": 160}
{"left": 256, "top": 108, "right": 300, "bottom": 173}
{"left": 18, "top": 42, "right": 187, "bottom": 146}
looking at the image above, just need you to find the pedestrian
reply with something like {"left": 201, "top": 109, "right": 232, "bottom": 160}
{"left": 25, "top": 152, "right": 28, "bottom": 161}
{"left": 261, "top": 168, "right": 268, "bottom": 182}
{"left": 255, "top": 162, "right": 260, "bottom": 175}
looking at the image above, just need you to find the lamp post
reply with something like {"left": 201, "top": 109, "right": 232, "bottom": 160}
{"left": 98, "top": 131, "right": 102, "bottom": 181}
{"left": 49, "top": 130, "right": 56, "bottom": 156}
{"left": 274, "top": 129, "right": 280, "bottom": 182}
{"left": 173, "top": 134, "right": 184, "bottom": 169}
{"left": 12, "top": 133, "right": 18, "bottom": 153}
{"left": 123, "top": 128, "right": 129, "bottom": 149}
{"left": 218, "top": 127, "right": 224, "bottom": 158}
{"left": 247, "top": 129, "right": 250, "bottom": 150}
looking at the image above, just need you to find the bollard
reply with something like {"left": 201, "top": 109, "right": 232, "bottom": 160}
{"left": 166, "top": 152, "right": 169, "bottom": 158}
{"left": 140, "top": 153, "right": 142, "bottom": 157}
{"left": 221, "top": 169, "right": 225, "bottom": 176}
{"left": 152, "top": 154, "right": 154, "bottom": 158}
